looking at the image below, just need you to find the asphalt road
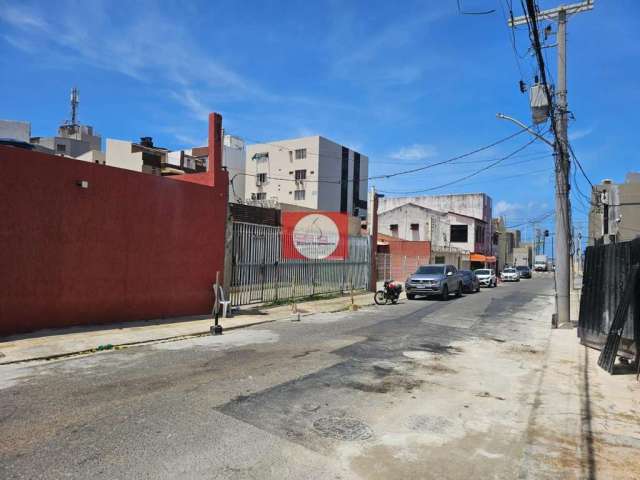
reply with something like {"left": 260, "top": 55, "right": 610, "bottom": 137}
{"left": 0, "top": 276, "right": 555, "bottom": 479}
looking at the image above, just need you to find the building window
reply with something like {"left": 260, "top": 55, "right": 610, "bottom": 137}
{"left": 253, "top": 152, "right": 269, "bottom": 161}
{"left": 410, "top": 223, "right": 419, "bottom": 241}
{"left": 390, "top": 224, "right": 399, "bottom": 238}
{"left": 295, "top": 149, "right": 306, "bottom": 160}
{"left": 450, "top": 225, "right": 468, "bottom": 243}
{"left": 255, "top": 192, "right": 267, "bottom": 200}
{"left": 475, "top": 225, "right": 485, "bottom": 243}
{"left": 256, "top": 173, "right": 267, "bottom": 185}
{"left": 435, "top": 256, "right": 446, "bottom": 264}
{"left": 56, "top": 144, "right": 66, "bottom": 153}
{"left": 294, "top": 190, "right": 305, "bottom": 200}
{"left": 295, "top": 169, "right": 307, "bottom": 180}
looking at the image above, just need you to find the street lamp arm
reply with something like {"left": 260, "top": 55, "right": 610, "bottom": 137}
{"left": 496, "top": 113, "right": 555, "bottom": 149}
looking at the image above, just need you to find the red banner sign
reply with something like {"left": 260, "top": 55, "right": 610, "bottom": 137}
{"left": 282, "top": 212, "right": 349, "bottom": 260}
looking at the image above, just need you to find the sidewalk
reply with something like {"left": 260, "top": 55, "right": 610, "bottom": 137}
{"left": 0, "top": 291, "right": 375, "bottom": 364}
{"left": 523, "top": 327, "right": 640, "bottom": 479}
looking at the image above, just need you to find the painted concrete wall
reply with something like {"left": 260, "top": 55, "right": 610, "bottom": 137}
{"left": 0, "top": 119, "right": 31, "bottom": 142}
{"left": 0, "top": 136, "right": 228, "bottom": 336}
{"left": 378, "top": 204, "right": 450, "bottom": 246}
{"left": 105, "top": 139, "right": 144, "bottom": 172}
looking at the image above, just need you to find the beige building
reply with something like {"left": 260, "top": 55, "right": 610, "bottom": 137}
{"left": 378, "top": 193, "right": 493, "bottom": 255}
{"left": 245, "top": 136, "right": 368, "bottom": 218}
{"left": 589, "top": 173, "right": 640, "bottom": 245}
{"left": 105, "top": 137, "right": 206, "bottom": 176}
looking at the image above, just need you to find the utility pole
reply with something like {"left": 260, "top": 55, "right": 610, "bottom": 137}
{"left": 507, "top": 0, "right": 593, "bottom": 327}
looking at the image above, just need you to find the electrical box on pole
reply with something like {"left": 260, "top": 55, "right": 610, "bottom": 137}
{"left": 529, "top": 84, "right": 551, "bottom": 124}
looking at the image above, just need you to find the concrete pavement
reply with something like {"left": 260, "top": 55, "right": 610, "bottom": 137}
{"left": 0, "top": 291, "right": 374, "bottom": 364}
{"left": 2, "top": 277, "right": 639, "bottom": 479}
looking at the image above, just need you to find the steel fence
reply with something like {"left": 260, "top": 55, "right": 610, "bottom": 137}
{"left": 230, "top": 221, "right": 370, "bottom": 306}
{"left": 578, "top": 238, "right": 640, "bottom": 356}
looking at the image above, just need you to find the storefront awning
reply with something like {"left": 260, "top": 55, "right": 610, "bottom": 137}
{"left": 470, "top": 254, "right": 497, "bottom": 263}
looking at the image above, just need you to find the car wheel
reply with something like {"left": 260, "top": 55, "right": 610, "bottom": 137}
{"left": 455, "top": 283, "right": 462, "bottom": 297}
{"left": 407, "top": 293, "right": 415, "bottom": 300}
{"left": 475, "top": 285, "right": 480, "bottom": 293}
{"left": 441, "top": 285, "right": 449, "bottom": 301}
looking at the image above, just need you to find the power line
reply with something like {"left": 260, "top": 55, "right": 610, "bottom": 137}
{"left": 238, "top": 127, "right": 532, "bottom": 185}
{"left": 378, "top": 134, "right": 541, "bottom": 195}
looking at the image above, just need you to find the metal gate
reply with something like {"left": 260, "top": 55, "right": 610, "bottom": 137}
{"left": 230, "top": 221, "right": 370, "bottom": 306}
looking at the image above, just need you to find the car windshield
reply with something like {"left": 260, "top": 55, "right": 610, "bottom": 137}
{"left": 516, "top": 266, "right": 529, "bottom": 270}
{"left": 504, "top": 268, "right": 516, "bottom": 273}
{"left": 475, "top": 269, "right": 491, "bottom": 275}
{"left": 415, "top": 266, "right": 445, "bottom": 275}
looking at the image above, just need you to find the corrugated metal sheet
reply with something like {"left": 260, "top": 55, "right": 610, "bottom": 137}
{"left": 578, "top": 238, "right": 640, "bottom": 355}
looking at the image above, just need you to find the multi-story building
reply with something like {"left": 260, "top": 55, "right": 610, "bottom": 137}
{"left": 105, "top": 137, "right": 206, "bottom": 176}
{"left": 378, "top": 193, "right": 493, "bottom": 255}
{"left": 245, "top": 136, "right": 368, "bottom": 218}
{"left": 589, "top": 173, "right": 640, "bottom": 245}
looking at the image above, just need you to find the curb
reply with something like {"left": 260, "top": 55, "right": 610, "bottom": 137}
{"left": 0, "top": 299, "right": 377, "bottom": 365}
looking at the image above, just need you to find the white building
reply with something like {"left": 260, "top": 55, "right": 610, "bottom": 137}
{"left": 378, "top": 203, "right": 450, "bottom": 246}
{"left": 245, "top": 136, "right": 368, "bottom": 218}
{"left": 378, "top": 193, "right": 493, "bottom": 255}
{"left": 223, "top": 135, "right": 247, "bottom": 201}
{"left": 0, "top": 119, "right": 31, "bottom": 143}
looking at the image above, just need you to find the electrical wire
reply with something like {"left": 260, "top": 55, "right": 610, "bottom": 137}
{"left": 236, "top": 127, "right": 532, "bottom": 185}
{"left": 378, "top": 134, "right": 541, "bottom": 195}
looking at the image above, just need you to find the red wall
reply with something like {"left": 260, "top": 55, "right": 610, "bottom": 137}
{"left": 377, "top": 234, "right": 431, "bottom": 281}
{"left": 0, "top": 139, "right": 228, "bottom": 336}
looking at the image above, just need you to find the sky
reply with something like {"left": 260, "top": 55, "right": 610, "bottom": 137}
{"left": 1, "top": 0, "right": 638, "bottom": 243}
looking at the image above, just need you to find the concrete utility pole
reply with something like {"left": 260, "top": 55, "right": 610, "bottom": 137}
{"left": 507, "top": 0, "right": 593, "bottom": 326}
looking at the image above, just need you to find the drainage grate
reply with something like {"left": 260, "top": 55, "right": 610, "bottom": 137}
{"left": 312, "top": 417, "right": 373, "bottom": 441}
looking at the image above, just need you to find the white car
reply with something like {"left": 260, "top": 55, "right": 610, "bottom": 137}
{"left": 474, "top": 268, "right": 497, "bottom": 288}
{"left": 501, "top": 268, "right": 520, "bottom": 282}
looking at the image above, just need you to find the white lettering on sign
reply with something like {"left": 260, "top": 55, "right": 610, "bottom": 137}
{"left": 292, "top": 214, "right": 340, "bottom": 259}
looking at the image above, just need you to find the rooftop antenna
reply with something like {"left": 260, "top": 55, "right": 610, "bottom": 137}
{"left": 70, "top": 87, "right": 79, "bottom": 126}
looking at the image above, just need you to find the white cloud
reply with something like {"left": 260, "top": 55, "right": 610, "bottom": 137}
{"left": 568, "top": 127, "right": 594, "bottom": 141}
{"left": 494, "top": 200, "right": 523, "bottom": 216}
{"left": 390, "top": 144, "right": 437, "bottom": 161}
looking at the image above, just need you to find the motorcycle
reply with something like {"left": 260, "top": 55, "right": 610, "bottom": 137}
{"left": 374, "top": 280, "right": 403, "bottom": 305}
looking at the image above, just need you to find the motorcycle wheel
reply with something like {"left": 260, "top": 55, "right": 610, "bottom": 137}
{"left": 374, "top": 291, "right": 387, "bottom": 305}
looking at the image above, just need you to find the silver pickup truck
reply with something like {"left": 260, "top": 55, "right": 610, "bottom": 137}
{"left": 405, "top": 264, "right": 464, "bottom": 300}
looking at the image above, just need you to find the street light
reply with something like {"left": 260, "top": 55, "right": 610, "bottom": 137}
{"left": 496, "top": 113, "right": 554, "bottom": 149}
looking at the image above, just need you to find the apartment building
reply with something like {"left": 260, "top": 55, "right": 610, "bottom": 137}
{"left": 245, "top": 136, "right": 368, "bottom": 218}
{"left": 589, "top": 173, "right": 640, "bottom": 245}
{"left": 379, "top": 193, "right": 493, "bottom": 255}
{"left": 105, "top": 137, "right": 206, "bottom": 176}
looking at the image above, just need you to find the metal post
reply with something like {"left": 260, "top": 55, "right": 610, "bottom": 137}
{"left": 554, "top": 7, "right": 571, "bottom": 326}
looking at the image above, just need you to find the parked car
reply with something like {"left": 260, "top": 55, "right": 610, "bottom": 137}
{"left": 459, "top": 270, "right": 480, "bottom": 293}
{"left": 405, "top": 264, "right": 464, "bottom": 300}
{"left": 515, "top": 265, "right": 532, "bottom": 279}
{"left": 474, "top": 268, "right": 497, "bottom": 288}
{"left": 501, "top": 267, "right": 520, "bottom": 282}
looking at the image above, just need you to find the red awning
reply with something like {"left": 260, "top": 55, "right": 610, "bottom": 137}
{"left": 484, "top": 256, "right": 497, "bottom": 263}
{"left": 470, "top": 253, "right": 486, "bottom": 262}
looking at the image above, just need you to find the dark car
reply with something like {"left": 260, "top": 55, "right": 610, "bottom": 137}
{"left": 459, "top": 270, "right": 480, "bottom": 293}
{"left": 515, "top": 265, "right": 532, "bottom": 279}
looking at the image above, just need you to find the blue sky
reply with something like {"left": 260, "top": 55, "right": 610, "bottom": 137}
{"left": 1, "top": 0, "right": 638, "bottom": 242}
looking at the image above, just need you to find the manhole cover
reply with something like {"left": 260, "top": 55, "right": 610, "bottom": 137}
{"left": 312, "top": 417, "right": 373, "bottom": 441}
